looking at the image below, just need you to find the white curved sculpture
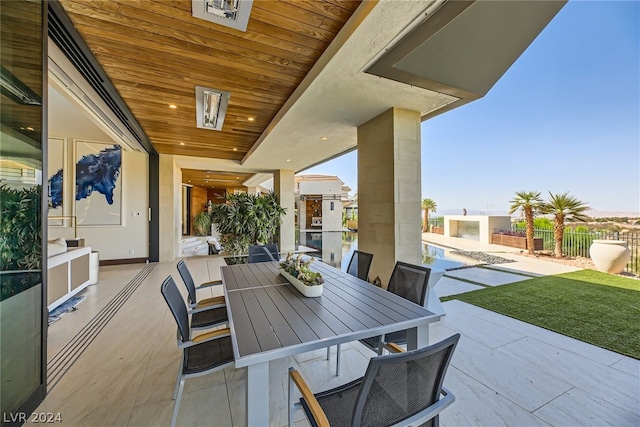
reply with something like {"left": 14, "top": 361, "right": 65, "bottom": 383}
{"left": 589, "top": 240, "right": 630, "bottom": 274}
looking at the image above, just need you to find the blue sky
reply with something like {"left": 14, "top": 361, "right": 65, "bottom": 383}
{"left": 302, "top": 0, "right": 640, "bottom": 214}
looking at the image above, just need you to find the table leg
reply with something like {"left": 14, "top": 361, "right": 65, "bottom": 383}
{"left": 247, "top": 362, "right": 269, "bottom": 426}
{"left": 406, "top": 324, "right": 430, "bottom": 350}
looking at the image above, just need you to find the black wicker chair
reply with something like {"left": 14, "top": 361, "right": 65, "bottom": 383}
{"left": 290, "top": 333, "right": 460, "bottom": 427}
{"left": 161, "top": 276, "right": 235, "bottom": 427}
{"left": 248, "top": 243, "right": 280, "bottom": 263}
{"left": 176, "top": 259, "right": 228, "bottom": 329}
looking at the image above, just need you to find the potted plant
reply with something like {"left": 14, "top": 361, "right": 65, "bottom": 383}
{"left": 211, "top": 191, "right": 286, "bottom": 259}
{"left": 279, "top": 253, "right": 324, "bottom": 297}
{"left": 193, "top": 211, "right": 211, "bottom": 236}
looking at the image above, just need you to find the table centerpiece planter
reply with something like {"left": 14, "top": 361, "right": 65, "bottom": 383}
{"left": 279, "top": 253, "right": 324, "bottom": 298}
{"left": 278, "top": 269, "right": 323, "bottom": 297}
{"left": 589, "top": 240, "right": 630, "bottom": 274}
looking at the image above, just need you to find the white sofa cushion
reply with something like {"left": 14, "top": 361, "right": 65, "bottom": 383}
{"left": 47, "top": 238, "right": 67, "bottom": 257}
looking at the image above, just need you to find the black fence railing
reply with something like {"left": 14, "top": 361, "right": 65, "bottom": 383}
{"left": 512, "top": 226, "right": 639, "bottom": 276}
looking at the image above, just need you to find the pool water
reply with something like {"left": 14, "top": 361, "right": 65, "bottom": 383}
{"left": 422, "top": 244, "right": 474, "bottom": 270}
{"left": 298, "top": 231, "right": 473, "bottom": 272}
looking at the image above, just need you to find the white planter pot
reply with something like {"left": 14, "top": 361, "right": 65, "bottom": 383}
{"left": 589, "top": 240, "right": 630, "bottom": 274}
{"left": 279, "top": 269, "right": 323, "bottom": 297}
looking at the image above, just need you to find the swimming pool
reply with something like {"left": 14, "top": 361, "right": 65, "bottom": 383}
{"left": 298, "top": 231, "right": 475, "bottom": 272}
{"left": 422, "top": 243, "right": 477, "bottom": 270}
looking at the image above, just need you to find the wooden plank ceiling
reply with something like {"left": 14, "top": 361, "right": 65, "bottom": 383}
{"left": 1, "top": 1, "right": 44, "bottom": 147}
{"left": 57, "top": 0, "right": 361, "bottom": 170}
{"left": 182, "top": 169, "right": 253, "bottom": 191}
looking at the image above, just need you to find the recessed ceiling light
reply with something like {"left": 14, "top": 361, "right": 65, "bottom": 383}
{"left": 26, "top": 126, "right": 34, "bottom": 131}
{"left": 207, "top": 175, "right": 210, "bottom": 177}
{"left": 179, "top": 142, "right": 185, "bottom": 145}
{"left": 232, "top": 148, "right": 238, "bottom": 151}
{"left": 188, "top": 180, "right": 191, "bottom": 183}
{"left": 236, "top": 177, "right": 239, "bottom": 179}
{"left": 169, "top": 104, "right": 177, "bottom": 109}
{"left": 286, "top": 159, "right": 291, "bottom": 162}
{"left": 320, "top": 136, "right": 328, "bottom": 140}
{"left": 247, "top": 117, "right": 255, "bottom": 122}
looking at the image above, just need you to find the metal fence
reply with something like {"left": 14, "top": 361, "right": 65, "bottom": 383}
{"left": 512, "top": 226, "right": 639, "bottom": 276}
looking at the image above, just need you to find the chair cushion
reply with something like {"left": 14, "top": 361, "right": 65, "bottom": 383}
{"left": 191, "top": 307, "right": 228, "bottom": 329}
{"left": 301, "top": 377, "right": 363, "bottom": 427}
{"left": 184, "top": 335, "right": 234, "bottom": 375}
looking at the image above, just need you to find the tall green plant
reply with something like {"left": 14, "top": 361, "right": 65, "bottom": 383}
{"left": 210, "top": 191, "right": 286, "bottom": 257}
{"left": 541, "top": 192, "right": 590, "bottom": 258}
{"left": 0, "top": 184, "right": 41, "bottom": 271}
{"left": 509, "top": 191, "right": 543, "bottom": 254}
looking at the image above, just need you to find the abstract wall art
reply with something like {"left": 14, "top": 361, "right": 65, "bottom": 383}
{"left": 75, "top": 141, "right": 122, "bottom": 225}
{"left": 47, "top": 137, "right": 65, "bottom": 225}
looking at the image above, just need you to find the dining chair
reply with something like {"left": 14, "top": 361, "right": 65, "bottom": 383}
{"left": 360, "top": 261, "right": 431, "bottom": 353}
{"left": 333, "top": 261, "right": 431, "bottom": 375}
{"left": 346, "top": 250, "right": 374, "bottom": 282}
{"left": 289, "top": 333, "right": 460, "bottom": 427}
{"left": 161, "top": 275, "right": 235, "bottom": 427}
{"left": 248, "top": 243, "right": 279, "bottom": 263}
{"left": 327, "top": 250, "right": 374, "bottom": 375}
{"left": 176, "top": 259, "right": 228, "bottom": 329}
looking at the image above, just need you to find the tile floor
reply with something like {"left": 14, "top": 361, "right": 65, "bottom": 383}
{"left": 30, "top": 255, "right": 639, "bottom": 426}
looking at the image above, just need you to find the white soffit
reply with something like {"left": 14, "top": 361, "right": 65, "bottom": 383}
{"left": 241, "top": 0, "right": 458, "bottom": 172}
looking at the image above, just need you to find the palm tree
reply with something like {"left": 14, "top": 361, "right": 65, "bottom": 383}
{"left": 541, "top": 192, "right": 590, "bottom": 258}
{"left": 421, "top": 198, "right": 437, "bottom": 232}
{"left": 508, "top": 191, "right": 544, "bottom": 254}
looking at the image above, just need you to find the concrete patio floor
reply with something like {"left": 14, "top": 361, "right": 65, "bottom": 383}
{"left": 31, "top": 238, "right": 640, "bottom": 426}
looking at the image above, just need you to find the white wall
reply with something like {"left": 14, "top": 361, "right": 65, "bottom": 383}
{"left": 321, "top": 199, "right": 342, "bottom": 231}
{"left": 299, "top": 180, "right": 342, "bottom": 196}
{"left": 48, "top": 143, "right": 149, "bottom": 261}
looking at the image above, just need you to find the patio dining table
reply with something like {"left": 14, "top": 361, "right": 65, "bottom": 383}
{"left": 220, "top": 260, "right": 442, "bottom": 426}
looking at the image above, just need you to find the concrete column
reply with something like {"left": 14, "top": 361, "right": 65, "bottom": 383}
{"left": 159, "top": 154, "right": 182, "bottom": 261}
{"left": 357, "top": 108, "right": 422, "bottom": 285}
{"left": 273, "top": 170, "right": 295, "bottom": 253}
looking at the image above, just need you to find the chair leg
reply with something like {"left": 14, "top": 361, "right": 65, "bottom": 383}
{"left": 335, "top": 344, "right": 341, "bottom": 376}
{"left": 172, "top": 358, "right": 184, "bottom": 399}
{"left": 171, "top": 375, "right": 186, "bottom": 427}
{"left": 288, "top": 367, "right": 295, "bottom": 427}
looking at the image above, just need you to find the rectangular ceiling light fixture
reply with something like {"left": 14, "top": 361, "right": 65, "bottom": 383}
{"left": 0, "top": 66, "right": 41, "bottom": 105}
{"left": 195, "top": 85, "right": 230, "bottom": 131}
{"left": 192, "top": 0, "right": 254, "bottom": 32}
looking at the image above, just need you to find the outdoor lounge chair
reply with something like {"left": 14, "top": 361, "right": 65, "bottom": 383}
{"left": 161, "top": 275, "right": 234, "bottom": 427}
{"left": 289, "top": 333, "right": 460, "bottom": 427}
{"left": 176, "top": 259, "right": 227, "bottom": 329}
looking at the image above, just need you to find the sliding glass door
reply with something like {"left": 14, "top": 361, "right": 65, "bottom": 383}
{"left": 0, "top": 0, "right": 47, "bottom": 423}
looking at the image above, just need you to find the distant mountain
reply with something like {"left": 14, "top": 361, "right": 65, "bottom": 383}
{"left": 584, "top": 210, "right": 640, "bottom": 218}
{"left": 431, "top": 208, "right": 640, "bottom": 219}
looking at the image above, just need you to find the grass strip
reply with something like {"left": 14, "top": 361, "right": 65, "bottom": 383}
{"left": 478, "top": 265, "right": 539, "bottom": 278}
{"left": 442, "top": 270, "right": 640, "bottom": 359}
{"left": 442, "top": 274, "right": 490, "bottom": 288}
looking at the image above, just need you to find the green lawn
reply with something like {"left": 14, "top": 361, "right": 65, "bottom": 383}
{"left": 442, "top": 270, "right": 640, "bottom": 359}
